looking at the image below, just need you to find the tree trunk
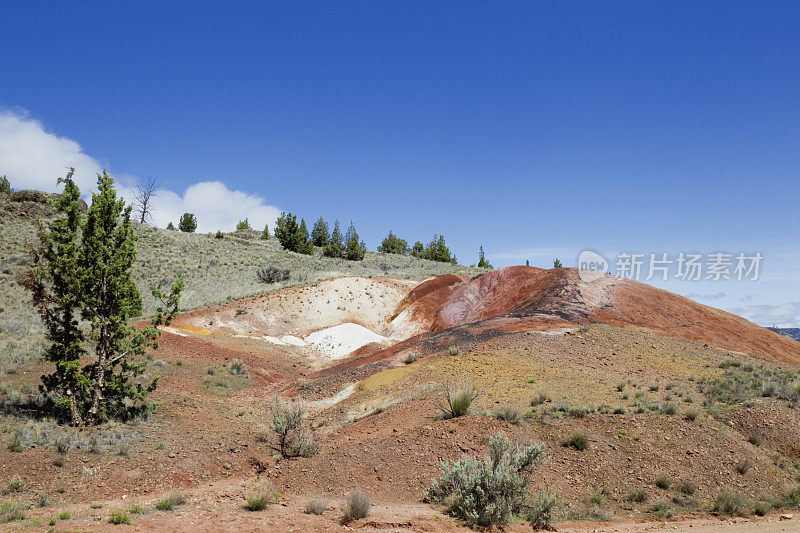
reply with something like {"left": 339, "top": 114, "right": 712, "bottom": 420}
{"left": 66, "top": 388, "right": 82, "bottom": 426}
{"left": 87, "top": 322, "right": 107, "bottom": 425}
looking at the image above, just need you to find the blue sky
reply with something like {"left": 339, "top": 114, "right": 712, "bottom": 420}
{"left": 1, "top": 1, "right": 799, "bottom": 326}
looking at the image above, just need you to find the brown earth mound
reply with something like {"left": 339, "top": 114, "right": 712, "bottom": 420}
{"left": 394, "top": 266, "right": 800, "bottom": 364}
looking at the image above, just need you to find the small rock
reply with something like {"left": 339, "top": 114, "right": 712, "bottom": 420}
{"left": 780, "top": 514, "right": 793, "bottom": 521}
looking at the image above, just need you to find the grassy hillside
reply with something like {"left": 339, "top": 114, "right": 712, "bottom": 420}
{"left": 0, "top": 191, "right": 483, "bottom": 371}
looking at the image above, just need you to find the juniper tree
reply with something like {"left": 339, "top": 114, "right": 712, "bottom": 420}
{"left": 553, "top": 258, "right": 562, "bottom": 268}
{"left": 377, "top": 231, "right": 409, "bottom": 255}
{"left": 236, "top": 218, "right": 252, "bottom": 231}
{"left": 344, "top": 221, "right": 366, "bottom": 261}
{"left": 477, "top": 246, "right": 493, "bottom": 269}
{"left": 166, "top": 221, "right": 176, "bottom": 230}
{"left": 411, "top": 241, "right": 424, "bottom": 258}
{"left": 424, "top": 234, "right": 452, "bottom": 263}
{"left": 178, "top": 213, "right": 197, "bottom": 233}
{"left": 311, "top": 217, "right": 330, "bottom": 247}
{"left": 260, "top": 223, "right": 270, "bottom": 240}
{"left": 274, "top": 212, "right": 312, "bottom": 254}
{"left": 29, "top": 170, "right": 183, "bottom": 426}
{"left": 0, "top": 175, "right": 11, "bottom": 193}
{"left": 323, "top": 220, "right": 344, "bottom": 258}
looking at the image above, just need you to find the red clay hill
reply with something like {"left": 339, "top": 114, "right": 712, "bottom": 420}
{"left": 389, "top": 266, "right": 800, "bottom": 365}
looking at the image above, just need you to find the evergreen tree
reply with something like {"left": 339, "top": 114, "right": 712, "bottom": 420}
{"left": 30, "top": 171, "right": 183, "bottom": 425}
{"left": 311, "top": 217, "right": 330, "bottom": 247}
{"left": 477, "top": 246, "right": 493, "bottom": 269}
{"left": 411, "top": 241, "right": 424, "bottom": 258}
{"left": 377, "top": 231, "right": 410, "bottom": 255}
{"left": 323, "top": 220, "right": 344, "bottom": 258}
{"left": 166, "top": 221, "right": 176, "bottom": 230}
{"left": 343, "top": 221, "right": 366, "bottom": 261}
{"left": 274, "top": 212, "right": 312, "bottom": 254}
{"left": 424, "top": 234, "right": 453, "bottom": 263}
{"left": 178, "top": 213, "right": 197, "bottom": 233}
{"left": 0, "top": 175, "right": 11, "bottom": 193}
{"left": 236, "top": 218, "right": 252, "bottom": 231}
{"left": 260, "top": 223, "right": 270, "bottom": 240}
{"left": 525, "top": 260, "right": 530, "bottom": 267}
{"left": 553, "top": 258, "right": 562, "bottom": 268}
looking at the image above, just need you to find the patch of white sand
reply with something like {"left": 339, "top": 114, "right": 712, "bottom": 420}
{"left": 280, "top": 335, "right": 307, "bottom": 346}
{"left": 160, "top": 326, "right": 188, "bottom": 337}
{"left": 305, "top": 322, "right": 389, "bottom": 359}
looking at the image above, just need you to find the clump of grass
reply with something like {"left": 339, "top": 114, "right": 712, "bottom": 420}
{"left": 108, "top": 511, "right": 131, "bottom": 525}
{"left": 494, "top": 406, "right": 520, "bottom": 425}
{"left": 0, "top": 504, "right": 26, "bottom": 523}
{"left": 736, "top": 458, "right": 752, "bottom": 475}
{"left": 56, "top": 511, "right": 70, "bottom": 520}
{"left": 229, "top": 359, "right": 247, "bottom": 375}
{"left": 125, "top": 504, "right": 143, "bottom": 514}
{"left": 305, "top": 494, "right": 328, "bottom": 515}
{"left": 55, "top": 434, "right": 72, "bottom": 454}
{"left": 3, "top": 475, "right": 22, "bottom": 494}
{"left": 655, "top": 475, "right": 670, "bottom": 490}
{"left": 447, "top": 345, "right": 459, "bottom": 356}
{"left": 530, "top": 394, "right": 548, "bottom": 407}
{"left": 244, "top": 484, "right": 279, "bottom": 511}
{"left": 753, "top": 501, "right": 771, "bottom": 516}
{"left": 626, "top": 489, "right": 648, "bottom": 504}
{"left": 7, "top": 431, "right": 23, "bottom": 452}
{"left": 437, "top": 379, "right": 481, "bottom": 419}
{"left": 616, "top": 382, "right": 626, "bottom": 392}
{"left": 155, "top": 491, "right": 186, "bottom": 511}
{"left": 662, "top": 403, "right": 677, "bottom": 415}
{"left": 684, "top": 409, "right": 698, "bottom": 421}
{"left": 678, "top": 481, "right": 696, "bottom": 496}
{"left": 713, "top": 491, "right": 746, "bottom": 516}
{"left": 748, "top": 434, "right": 762, "bottom": 447}
{"left": 37, "top": 494, "right": 51, "bottom": 508}
{"left": 566, "top": 434, "right": 589, "bottom": 451}
{"left": 341, "top": 491, "right": 371, "bottom": 522}
{"left": 652, "top": 500, "right": 674, "bottom": 519}
{"left": 403, "top": 352, "right": 419, "bottom": 365}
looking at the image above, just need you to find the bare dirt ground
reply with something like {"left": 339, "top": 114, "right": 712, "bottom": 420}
{"left": 2, "top": 268, "right": 800, "bottom": 531}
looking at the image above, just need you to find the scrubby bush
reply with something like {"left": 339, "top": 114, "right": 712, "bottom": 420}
{"left": 377, "top": 231, "right": 410, "bottom": 255}
{"left": 311, "top": 217, "right": 330, "bottom": 247}
{"left": 447, "top": 345, "right": 459, "bottom": 356}
{"left": 652, "top": 500, "right": 674, "bottom": 519}
{"left": 245, "top": 485, "right": 279, "bottom": 511}
{"left": 713, "top": 491, "right": 746, "bottom": 516}
{"left": 425, "top": 431, "right": 547, "bottom": 528}
{"left": 305, "top": 494, "right": 328, "bottom": 515}
{"left": 553, "top": 259, "right": 563, "bottom": 268}
{"left": 108, "top": 511, "right": 131, "bottom": 524}
{"left": 655, "top": 475, "right": 670, "bottom": 489}
{"left": 341, "top": 491, "right": 371, "bottom": 522}
{"left": 3, "top": 475, "right": 22, "bottom": 494}
{"left": 7, "top": 431, "right": 22, "bottom": 452}
{"left": 178, "top": 212, "right": 197, "bottom": 232}
{"left": 437, "top": 379, "right": 481, "bottom": 419}
{"left": 736, "top": 458, "right": 752, "bottom": 475}
{"left": 236, "top": 218, "right": 252, "bottom": 231}
{"left": 343, "top": 221, "right": 366, "bottom": 261}
{"left": 269, "top": 398, "right": 319, "bottom": 459}
{"left": 626, "top": 489, "right": 648, "bottom": 504}
{"left": 257, "top": 266, "right": 290, "bottom": 284}
{"left": 229, "top": 359, "right": 247, "bottom": 375}
{"left": 403, "top": 352, "right": 419, "bottom": 365}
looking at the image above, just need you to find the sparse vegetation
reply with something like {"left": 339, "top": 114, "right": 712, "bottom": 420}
{"left": 425, "top": 431, "right": 546, "bottom": 527}
{"left": 655, "top": 475, "right": 670, "bottom": 489}
{"left": 178, "top": 212, "right": 197, "bottom": 233}
{"left": 341, "top": 491, "right": 371, "bottom": 522}
{"left": 245, "top": 484, "right": 279, "bottom": 511}
{"left": 156, "top": 491, "right": 186, "bottom": 511}
{"left": 305, "top": 494, "right": 328, "bottom": 515}
{"left": 257, "top": 265, "right": 290, "bottom": 283}
{"left": 494, "top": 406, "right": 520, "bottom": 425}
{"left": 526, "top": 490, "right": 559, "bottom": 530}
{"left": 108, "top": 511, "right": 131, "bottom": 524}
{"left": 626, "top": 489, "right": 648, "bottom": 504}
{"left": 3, "top": 475, "right": 22, "bottom": 494}
{"left": 566, "top": 434, "right": 589, "bottom": 451}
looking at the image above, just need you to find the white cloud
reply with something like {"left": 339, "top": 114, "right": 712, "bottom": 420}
{"left": 0, "top": 110, "right": 103, "bottom": 192}
{"left": 729, "top": 301, "right": 800, "bottom": 328}
{"left": 0, "top": 109, "right": 280, "bottom": 233}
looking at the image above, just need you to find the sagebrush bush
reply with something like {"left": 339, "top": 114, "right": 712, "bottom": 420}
{"left": 626, "top": 489, "right": 648, "bottom": 504}
{"left": 713, "top": 491, "right": 746, "bottom": 516}
{"left": 526, "top": 490, "right": 559, "bottom": 530}
{"left": 437, "top": 379, "right": 481, "bottom": 419}
{"left": 245, "top": 485, "right": 279, "bottom": 511}
{"left": 257, "top": 266, "right": 290, "bottom": 284}
{"left": 269, "top": 398, "right": 319, "bottom": 459}
{"left": 494, "top": 406, "right": 520, "bottom": 425}
{"left": 425, "top": 431, "right": 546, "bottom": 528}
{"left": 305, "top": 494, "right": 328, "bottom": 515}
{"left": 566, "top": 434, "right": 589, "bottom": 451}
{"left": 341, "top": 491, "right": 370, "bottom": 522}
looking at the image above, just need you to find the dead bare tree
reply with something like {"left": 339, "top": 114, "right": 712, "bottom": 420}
{"left": 132, "top": 177, "right": 159, "bottom": 224}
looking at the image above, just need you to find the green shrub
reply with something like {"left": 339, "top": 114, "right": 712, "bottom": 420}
{"left": 713, "top": 491, "right": 746, "bottom": 516}
{"left": 215, "top": 230, "right": 224, "bottom": 239}
{"left": 748, "top": 434, "right": 762, "bottom": 447}
{"left": 753, "top": 501, "right": 770, "bottom": 516}
{"left": 678, "top": 481, "right": 696, "bottom": 496}
{"left": 341, "top": 491, "right": 370, "bottom": 522}
{"left": 426, "top": 432, "right": 546, "bottom": 528}
{"left": 178, "top": 212, "right": 197, "bottom": 233}
{"left": 566, "top": 434, "right": 589, "bottom": 451}
{"left": 526, "top": 490, "right": 559, "bottom": 529}
{"left": 403, "top": 352, "right": 420, "bottom": 365}
{"left": 260, "top": 224, "right": 270, "bottom": 239}
{"left": 245, "top": 486, "right": 279, "bottom": 511}
{"left": 447, "top": 345, "right": 459, "bottom": 356}
{"left": 437, "top": 379, "right": 481, "bottom": 419}
{"left": 0, "top": 175, "right": 12, "bottom": 194}
{"left": 274, "top": 212, "right": 313, "bottom": 255}
{"left": 229, "top": 359, "right": 247, "bottom": 375}
{"left": 3, "top": 475, "right": 22, "bottom": 494}
{"left": 662, "top": 403, "right": 677, "bottom": 415}
{"left": 57, "top": 511, "right": 70, "bottom": 520}
{"left": 236, "top": 218, "right": 252, "bottom": 231}
{"left": 108, "top": 511, "right": 131, "bottom": 524}
{"left": 423, "top": 234, "right": 454, "bottom": 263}
{"left": 684, "top": 409, "right": 698, "bottom": 421}
{"left": 156, "top": 491, "right": 186, "bottom": 511}
{"left": 477, "top": 246, "right": 493, "bottom": 269}
{"left": 7, "top": 431, "right": 22, "bottom": 452}
{"left": 655, "top": 475, "right": 670, "bottom": 490}
{"left": 652, "top": 500, "right": 674, "bottom": 519}
{"left": 736, "top": 458, "right": 752, "bottom": 475}
{"left": 323, "top": 220, "right": 344, "bottom": 258}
